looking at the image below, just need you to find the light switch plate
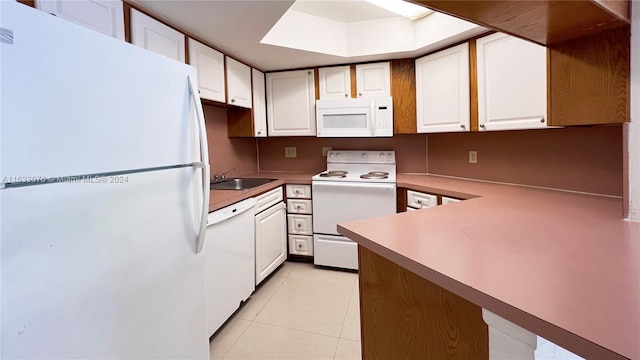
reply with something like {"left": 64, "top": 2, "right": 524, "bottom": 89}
{"left": 285, "top": 147, "right": 297, "bottom": 158}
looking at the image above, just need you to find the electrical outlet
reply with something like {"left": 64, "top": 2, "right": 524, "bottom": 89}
{"left": 285, "top": 147, "right": 297, "bottom": 158}
{"left": 469, "top": 151, "right": 478, "bottom": 164}
{"left": 322, "top": 147, "right": 332, "bottom": 157}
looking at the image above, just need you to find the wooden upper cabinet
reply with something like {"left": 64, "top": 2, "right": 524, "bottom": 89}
{"left": 356, "top": 62, "right": 391, "bottom": 98}
{"left": 187, "top": 38, "right": 225, "bottom": 103}
{"left": 415, "top": 43, "right": 470, "bottom": 133}
{"left": 266, "top": 69, "right": 316, "bottom": 137}
{"left": 225, "top": 57, "right": 252, "bottom": 109}
{"left": 413, "top": 0, "right": 630, "bottom": 46}
{"left": 36, "top": 0, "right": 125, "bottom": 40}
{"left": 476, "top": 33, "right": 547, "bottom": 131}
{"left": 318, "top": 66, "right": 351, "bottom": 99}
{"left": 130, "top": 9, "right": 185, "bottom": 62}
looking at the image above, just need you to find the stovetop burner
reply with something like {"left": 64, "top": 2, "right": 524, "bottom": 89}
{"left": 360, "top": 171, "right": 389, "bottom": 180}
{"left": 319, "top": 170, "right": 348, "bottom": 178}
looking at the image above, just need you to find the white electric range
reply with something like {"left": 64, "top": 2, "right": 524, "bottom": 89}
{"left": 312, "top": 150, "right": 397, "bottom": 270}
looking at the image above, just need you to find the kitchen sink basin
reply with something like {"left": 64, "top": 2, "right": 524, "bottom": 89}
{"left": 210, "top": 178, "right": 277, "bottom": 190}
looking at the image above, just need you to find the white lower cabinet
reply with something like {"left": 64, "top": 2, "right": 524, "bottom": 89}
{"left": 254, "top": 188, "right": 287, "bottom": 285}
{"left": 407, "top": 190, "right": 438, "bottom": 209}
{"left": 288, "top": 235, "right": 313, "bottom": 256}
{"left": 441, "top": 196, "right": 462, "bottom": 205}
{"left": 285, "top": 184, "right": 313, "bottom": 257}
{"left": 287, "top": 214, "right": 313, "bottom": 235}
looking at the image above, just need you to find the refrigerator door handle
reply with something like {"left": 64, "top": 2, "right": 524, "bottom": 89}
{"left": 188, "top": 75, "right": 210, "bottom": 254}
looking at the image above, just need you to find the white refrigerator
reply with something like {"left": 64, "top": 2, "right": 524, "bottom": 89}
{"left": 1, "top": 2, "right": 211, "bottom": 359}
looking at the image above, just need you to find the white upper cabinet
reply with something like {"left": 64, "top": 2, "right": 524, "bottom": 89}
{"left": 252, "top": 69, "right": 267, "bottom": 137}
{"left": 225, "top": 57, "right": 252, "bottom": 108}
{"left": 187, "top": 38, "right": 225, "bottom": 103}
{"left": 476, "top": 33, "right": 547, "bottom": 131}
{"left": 266, "top": 69, "right": 316, "bottom": 137}
{"left": 130, "top": 9, "right": 185, "bottom": 62}
{"left": 355, "top": 62, "right": 390, "bottom": 98}
{"left": 36, "top": 0, "right": 125, "bottom": 40}
{"left": 318, "top": 65, "right": 351, "bottom": 99}
{"left": 415, "top": 43, "right": 470, "bottom": 133}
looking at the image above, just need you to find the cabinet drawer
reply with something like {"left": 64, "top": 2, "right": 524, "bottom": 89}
{"left": 407, "top": 190, "right": 438, "bottom": 209}
{"left": 287, "top": 214, "right": 313, "bottom": 235}
{"left": 287, "top": 199, "right": 312, "bottom": 214}
{"left": 255, "top": 187, "right": 284, "bottom": 214}
{"left": 441, "top": 196, "right": 462, "bottom": 205}
{"left": 288, "top": 235, "right": 313, "bottom": 256}
{"left": 286, "top": 184, "right": 311, "bottom": 199}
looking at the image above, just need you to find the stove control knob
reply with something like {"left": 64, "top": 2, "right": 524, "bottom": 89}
{"left": 362, "top": 152, "right": 368, "bottom": 159}
{"left": 379, "top": 152, "right": 385, "bottom": 160}
{"left": 336, "top": 153, "right": 341, "bottom": 160}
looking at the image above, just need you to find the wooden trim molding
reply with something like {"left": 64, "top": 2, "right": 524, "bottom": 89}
{"left": 469, "top": 39, "right": 479, "bottom": 132}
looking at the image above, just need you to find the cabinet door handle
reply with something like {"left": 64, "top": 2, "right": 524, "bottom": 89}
{"left": 231, "top": 98, "right": 236, "bottom": 103}
{"left": 358, "top": 93, "right": 362, "bottom": 97}
{"left": 540, "top": 118, "right": 545, "bottom": 123}
{"left": 297, "top": 223, "right": 302, "bottom": 227}
{"left": 416, "top": 199, "right": 422, "bottom": 204}
{"left": 344, "top": 94, "right": 348, "bottom": 97}
{"left": 298, "top": 244, "right": 303, "bottom": 248}
{"left": 460, "top": 124, "right": 465, "bottom": 129}
{"left": 479, "top": 124, "right": 485, "bottom": 129}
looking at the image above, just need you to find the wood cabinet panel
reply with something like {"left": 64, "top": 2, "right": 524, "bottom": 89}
{"left": 548, "top": 28, "right": 629, "bottom": 125}
{"left": 413, "top": 1, "right": 629, "bottom": 45}
{"left": 390, "top": 59, "right": 416, "bottom": 134}
{"left": 358, "top": 246, "right": 488, "bottom": 360}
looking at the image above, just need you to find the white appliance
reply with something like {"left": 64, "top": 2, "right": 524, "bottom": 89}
{"left": 312, "top": 151, "right": 397, "bottom": 270}
{"left": 254, "top": 187, "right": 287, "bottom": 285}
{"left": 1, "top": 3, "right": 210, "bottom": 359}
{"left": 315, "top": 96, "right": 393, "bottom": 137}
{"left": 205, "top": 197, "right": 256, "bottom": 337}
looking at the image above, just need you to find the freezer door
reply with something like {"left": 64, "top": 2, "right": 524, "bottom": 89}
{"left": 0, "top": 2, "right": 201, "bottom": 180}
{"left": 0, "top": 167, "right": 208, "bottom": 359}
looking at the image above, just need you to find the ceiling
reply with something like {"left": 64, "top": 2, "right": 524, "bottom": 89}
{"left": 131, "top": 0, "right": 487, "bottom": 72}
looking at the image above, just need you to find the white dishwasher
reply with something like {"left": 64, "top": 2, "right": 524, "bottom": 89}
{"left": 204, "top": 197, "right": 256, "bottom": 337}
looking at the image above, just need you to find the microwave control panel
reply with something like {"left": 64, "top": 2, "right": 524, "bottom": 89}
{"left": 374, "top": 98, "right": 393, "bottom": 136}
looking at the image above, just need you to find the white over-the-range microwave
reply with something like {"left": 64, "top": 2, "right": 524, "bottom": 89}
{"left": 315, "top": 96, "right": 393, "bottom": 137}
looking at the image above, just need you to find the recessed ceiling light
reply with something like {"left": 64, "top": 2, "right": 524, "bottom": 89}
{"left": 365, "top": 0, "right": 434, "bottom": 20}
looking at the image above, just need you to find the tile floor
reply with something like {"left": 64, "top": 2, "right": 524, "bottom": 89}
{"left": 209, "top": 261, "right": 362, "bottom": 360}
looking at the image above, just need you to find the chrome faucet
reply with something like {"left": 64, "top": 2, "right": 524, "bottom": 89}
{"left": 213, "top": 167, "right": 237, "bottom": 182}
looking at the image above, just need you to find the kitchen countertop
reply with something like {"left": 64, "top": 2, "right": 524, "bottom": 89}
{"left": 207, "top": 171, "right": 639, "bottom": 359}
{"left": 338, "top": 174, "right": 640, "bottom": 360}
{"left": 208, "top": 172, "right": 314, "bottom": 212}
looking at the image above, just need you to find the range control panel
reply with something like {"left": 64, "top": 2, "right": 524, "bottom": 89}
{"left": 327, "top": 150, "right": 395, "bottom": 164}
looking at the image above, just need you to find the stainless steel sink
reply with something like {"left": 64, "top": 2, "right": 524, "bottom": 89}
{"left": 210, "top": 178, "right": 277, "bottom": 190}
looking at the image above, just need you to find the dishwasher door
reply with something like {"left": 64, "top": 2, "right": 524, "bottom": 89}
{"left": 204, "top": 197, "right": 256, "bottom": 337}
